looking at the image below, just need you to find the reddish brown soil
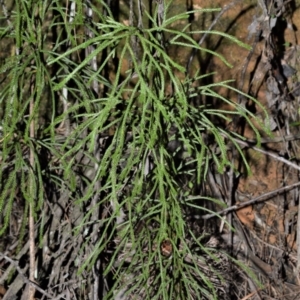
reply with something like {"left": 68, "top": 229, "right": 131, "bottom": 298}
{"left": 193, "top": 0, "right": 300, "bottom": 294}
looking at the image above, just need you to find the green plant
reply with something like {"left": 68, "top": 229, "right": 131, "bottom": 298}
{"left": 0, "top": 0, "right": 270, "bottom": 299}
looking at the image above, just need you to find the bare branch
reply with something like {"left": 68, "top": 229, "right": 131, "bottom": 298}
{"left": 202, "top": 180, "right": 300, "bottom": 219}
{"left": 0, "top": 252, "right": 55, "bottom": 299}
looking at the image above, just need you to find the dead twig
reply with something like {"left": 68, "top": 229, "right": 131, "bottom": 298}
{"left": 0, "top": 252, "right": 56, "bottom": 299}
{"left": 245, "top": 133, "right": 300, "bottom": 144}
{"left": 240, "top": 288, "right": 262, "bottom": 300}
{"left": 297, "top": 193, "right": 300, "bottom": 272}
{"left": 227, "top": 135, "right": 300, "bottom": 172}
{"left": 28, "top": 82, "right": 36, "bottom": 300}
{"left": 202, "top": 180, "right": 300, "bottom": 219}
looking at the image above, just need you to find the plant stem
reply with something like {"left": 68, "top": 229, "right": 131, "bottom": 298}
{"left": 28, "top": 84, "right": 36, "bottom": 300}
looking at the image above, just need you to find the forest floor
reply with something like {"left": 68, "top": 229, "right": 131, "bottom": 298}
{"left": 207, "top": 0, "right": 300, "bottom": 253}
{"left": 189, "top": 0, "right": 300, "bottom": 298}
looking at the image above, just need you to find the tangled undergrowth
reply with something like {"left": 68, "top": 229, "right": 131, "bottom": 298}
{"left": 1, "top": 0, "right": 300, "bottom": 299}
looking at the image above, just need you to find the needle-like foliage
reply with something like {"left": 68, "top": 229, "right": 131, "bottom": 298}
{"left": 0, "top": 0, "right": 270, "bottom": 299}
